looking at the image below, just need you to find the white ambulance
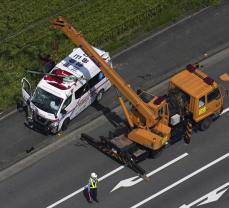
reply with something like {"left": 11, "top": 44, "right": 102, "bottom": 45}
{"left": 21, "top": 47, "right": 112, "bottom": 134}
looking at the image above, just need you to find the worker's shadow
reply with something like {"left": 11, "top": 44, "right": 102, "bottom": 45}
{"left": 92, "top": 102, "right": 127, "bottom": 128}
{"left": 82, "top": 187, "right": 91, "bottom": 203}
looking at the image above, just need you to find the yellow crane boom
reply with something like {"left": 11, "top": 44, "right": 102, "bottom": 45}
{"left": 51, "top": 17, "right": 156, "bottom": 128}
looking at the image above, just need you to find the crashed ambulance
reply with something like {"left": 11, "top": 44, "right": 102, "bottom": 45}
{"left": 21, "top": 47, "right": 112, "bottom": 134}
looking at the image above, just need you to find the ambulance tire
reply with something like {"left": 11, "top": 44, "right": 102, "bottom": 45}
{"left": 199, "top": 117, "right": 212, "bottom": 131}
{"left": 96, "top": 90, "right": 104, "bottom": 102}
{"left": 62, "top": 118, "right": 70, "bottom": 131}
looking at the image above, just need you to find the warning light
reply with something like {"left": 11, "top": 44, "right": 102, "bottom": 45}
{"left": 203, "top": 76, "right": 214, "bottom": 85}
{"left": 186, "top": 64, "right": 196, "bottom": 72}
{"left": 154, "top": 96, "right": 165, "bottom": 105}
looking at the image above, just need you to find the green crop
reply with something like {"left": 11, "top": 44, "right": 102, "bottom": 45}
{"left": 0, "top": 0, "right": 220, "bottom": 111}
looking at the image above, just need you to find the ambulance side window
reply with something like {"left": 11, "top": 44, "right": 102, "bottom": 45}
{"left": 75, "top": 84, "right": 89, "bottom": 99}
{"left": 62, "top": 95, "right": 72, "bottom": 109}
{"left": 88, "top": 72, "right": 104, "bottom": 88}
{"left": 83, "top": 84, "right": 90, "bottom": 94}
{"left": 75, "top": 86, "right": 84, "bottom": 99}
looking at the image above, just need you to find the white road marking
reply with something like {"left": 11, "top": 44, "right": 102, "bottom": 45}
{"left": 0, "top": 109, "right": 17, "bottom": 122}
{"left": 46, "top": 165, "right": 124, "bottom": 208}
{"left": 130, "top": 152, "right": 229, "bottom": 208}
{"left": 179, "top": 182, "right": 229, "bottom": 208}
{"left": 98, "top": 166, "right": 125, "bottom": 182}
{"left": 111, "top": 153, "right": 188, "bottom": 192}
{"left": 221, "top": 107, "right": 229, "bottom": 115}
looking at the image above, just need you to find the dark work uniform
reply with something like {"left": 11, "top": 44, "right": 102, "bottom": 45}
{"left": 87, "top": 178, "right": 98, "bottom": 202}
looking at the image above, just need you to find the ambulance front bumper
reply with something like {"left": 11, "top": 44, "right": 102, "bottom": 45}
{"left": 32, "top": 114, "right": 58, "bottom": 134}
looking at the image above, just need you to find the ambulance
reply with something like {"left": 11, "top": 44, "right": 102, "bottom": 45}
{"left": 21, "top": 47, "right": 112, "bottom": 134}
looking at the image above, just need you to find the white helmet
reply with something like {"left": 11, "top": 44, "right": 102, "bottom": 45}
{"left": 91, "top": 172, "right": 98, "bottom": 179}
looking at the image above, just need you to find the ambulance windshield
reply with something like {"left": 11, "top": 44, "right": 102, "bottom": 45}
{"left": 32, "top": 87, "right": 63, "bottom": 114}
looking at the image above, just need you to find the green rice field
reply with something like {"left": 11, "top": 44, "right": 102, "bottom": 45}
{"left": 0, "top": 0, "right": 220, "bottom": 111}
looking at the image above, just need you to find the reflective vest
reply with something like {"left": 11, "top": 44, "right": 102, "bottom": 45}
{"left": 90, "top": 178, "right": 98, "bottom": 189}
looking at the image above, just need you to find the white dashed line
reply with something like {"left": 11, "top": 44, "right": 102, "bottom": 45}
{"left": 221, "top": 107, "right": 229, "bottom": 115}
{"left": 130, "top": 153, "right": 229, "bottom": 208}
{"left": 111, "top": 153, "right": 188, "bottom": 192}
{"left": 46, "top": 165, "right": 124, "bottom": 208}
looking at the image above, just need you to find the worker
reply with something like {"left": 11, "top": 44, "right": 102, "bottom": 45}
{"left": 39, "top": 54, "right": 55, "bottom": 73}
{"left": 87, "top": 172, "right": 99, "bottom": 203}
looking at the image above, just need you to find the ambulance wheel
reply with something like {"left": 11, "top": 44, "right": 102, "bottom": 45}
{"left": 199, "top": 117, "right": 212, "bottom": 131}
{"left": 62, "top": 118, "right": 70, "bottom": 131}
{"left": 96, "top": 90, "right": 104, "bottom": 102}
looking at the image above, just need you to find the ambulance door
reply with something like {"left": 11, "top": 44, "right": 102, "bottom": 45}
{"left": 60, "top": 94, "right": 75, "bottom": 120}
{"left": 74, "top": 84, "right": 91, "bottom": 116}
{"left": 88, "top": 72, "right": 105, "bottom": 103}
{"left": 21, "top": 78, "right": 32, "bottom": 102}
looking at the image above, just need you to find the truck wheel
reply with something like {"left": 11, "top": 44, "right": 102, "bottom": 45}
{"left": 96, "top": 90, "right": 104, "bottom": 102}
{"left": 199, "top": 117, "right": 212, "bottom": 131}
{"left": 184, "top": 135, "right": 191, "bottom": 144}
{"left": 61, "top": 118, "right": 70, "bottom": 131}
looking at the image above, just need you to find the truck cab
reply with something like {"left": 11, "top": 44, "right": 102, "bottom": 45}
{"left": 168, "top": 64, "right": 224, "bottom": 130}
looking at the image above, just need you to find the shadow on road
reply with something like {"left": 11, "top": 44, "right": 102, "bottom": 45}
{"left": 82, "top": 187, "right": 92, "bottom": 203}
{"left": 92, "top": 102, "right": 126, "bottom": 128}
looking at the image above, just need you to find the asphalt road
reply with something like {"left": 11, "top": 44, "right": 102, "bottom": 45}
{"left": 1, "top": 2, "right": 229, "bottom": 208}
{"left": 0, "top": 41, "right": 229, "bottom": 208}
{"left": 1, "top": 1, "right": 229, "bottom": 171}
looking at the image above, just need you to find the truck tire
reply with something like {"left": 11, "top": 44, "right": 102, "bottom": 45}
{"left": 199, "top": 117, "right": 212, "bottom": 131}
{"left": 96, "top": 90, "right": 104, "bottom": 102}
{"left": 61, "top": 118, "right": 70, "bottom": 131}
{"left": 184, "top": 135, "right": 191, "bottom": 144}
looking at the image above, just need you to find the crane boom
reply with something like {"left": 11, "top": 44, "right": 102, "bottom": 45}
{"left": 51, "top": 17, "right": 156, "bottom": 128}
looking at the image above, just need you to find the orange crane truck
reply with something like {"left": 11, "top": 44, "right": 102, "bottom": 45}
{"left": 51, "top": 17, "right": 226, "bottom": 175}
